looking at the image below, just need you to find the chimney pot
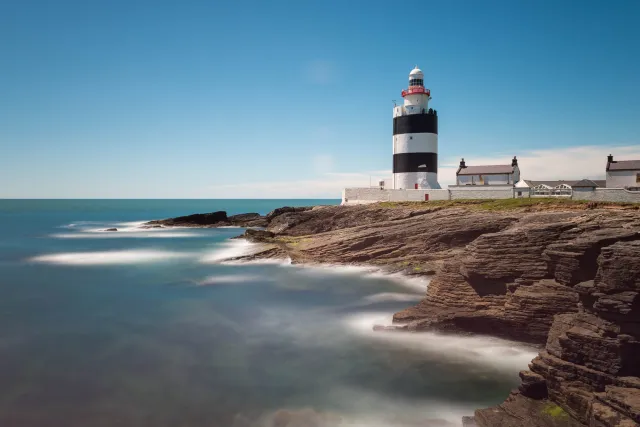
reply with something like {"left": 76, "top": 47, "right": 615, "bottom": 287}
{"left": 460, "top": 158, "right": 466, "bottom": 168}
{"left": 607, "top": 154, "right": 614, "bottom": 163}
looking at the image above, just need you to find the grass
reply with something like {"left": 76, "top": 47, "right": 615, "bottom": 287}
{"left": 541, "top": 403, "right": 569, "bottom": 419}
{"left": 376, "top": 198, "right": 640, "bottom": 211}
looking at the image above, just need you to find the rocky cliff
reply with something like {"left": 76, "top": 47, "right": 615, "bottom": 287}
{"left": 151, "top": 200, "right": 640, "bottom": 426}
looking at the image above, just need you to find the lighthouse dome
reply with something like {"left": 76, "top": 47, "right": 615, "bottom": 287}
{"left": 409, "top": 66, "right": 423, "bottom": 78}
{"left": 408, "top": 66, "right": 424, "bottom": 87}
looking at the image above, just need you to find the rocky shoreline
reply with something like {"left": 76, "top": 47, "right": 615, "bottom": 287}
{"left": 145, "top": 200, "right": 640, "bottom": 427}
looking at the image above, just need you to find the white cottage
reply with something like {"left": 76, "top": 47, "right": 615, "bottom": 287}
{"left": 606, "top": 155, "right": 640, "bottom": 189}
{"left": 455, "top": 156, "right": 520, "bottom": 186}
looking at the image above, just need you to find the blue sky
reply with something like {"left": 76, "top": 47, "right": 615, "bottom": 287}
{"left": 1, "top": 0, "right": 639, "bottom": 198}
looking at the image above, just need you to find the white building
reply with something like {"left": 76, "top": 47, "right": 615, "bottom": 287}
{"left": 454, "top": 157, "right": 520, "bottom": 186}
{"left": 606, "top": 154, "right": 640, "bottom": 189}
{"left": 392, "top": 66, "right": 440, "bottom": 190}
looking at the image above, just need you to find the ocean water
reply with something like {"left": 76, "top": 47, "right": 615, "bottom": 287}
{"left": 0, "top": 199, "right": 537, "bottom": 427}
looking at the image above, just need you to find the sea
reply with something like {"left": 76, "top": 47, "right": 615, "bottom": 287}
{"left": 0, "top": 199, "right": 538, "bottom": 427}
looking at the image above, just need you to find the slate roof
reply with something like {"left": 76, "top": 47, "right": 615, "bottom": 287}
{"left": 572, "top": 179, "right": 606, "bottom": 188}
{"left": 523, "top": 180, "right": 606, "bottom": 188}
{"left": 457, "top": 165, "right": 515, "bottom": 176}
{"left": 607, "top": 160, "right": 640, "bottom": 171}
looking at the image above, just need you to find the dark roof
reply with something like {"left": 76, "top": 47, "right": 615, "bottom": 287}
{"left": 607, "top": 160, "right": 640, "bottom": 171}
{"left": 457, "top": 165, "right": 515, "bottom": 176}
{"left": 523, "top": 179, "right": 606, "bottom": 188}
{"left": 571, "top": 179, "right": 600, "bottom": 188}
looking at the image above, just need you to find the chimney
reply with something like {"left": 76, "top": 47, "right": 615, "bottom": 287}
{"left": 512, "top": 156, "right": 518, "bottom": 167}
{"left": 607, "top": 154, "right": 614, "bottom": 163}
{"left": 459, "top": 158, "right": 466, "bottom": 168}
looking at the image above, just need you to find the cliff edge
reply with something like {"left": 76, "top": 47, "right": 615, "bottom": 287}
{"left": 153, "top": 199, "right": 640, "bottom": 426}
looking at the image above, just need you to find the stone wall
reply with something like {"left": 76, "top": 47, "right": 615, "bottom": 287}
{"left": 342, "top": 186, "right": 640, "bottom": 205}
{"left": 449, "top": 186, "right": 514, "bottom": 200}
{"left": 342, "top": 188, "right": 450, "bottom": 204}
{"left": 572, "top": 188, "right": 640, "bottom": 203}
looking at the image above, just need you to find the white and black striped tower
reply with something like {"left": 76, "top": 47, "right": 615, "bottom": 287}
{"left": 392, "top": 66, "right": 441, "bottom": 189}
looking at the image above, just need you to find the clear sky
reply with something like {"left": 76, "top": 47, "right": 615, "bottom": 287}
{"left": 1, "top": 0, "right": 639, "bottom": 198}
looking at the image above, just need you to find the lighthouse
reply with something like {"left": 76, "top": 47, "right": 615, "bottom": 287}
{"left": 392, "top": 66, "right": 440, "bottom": 189}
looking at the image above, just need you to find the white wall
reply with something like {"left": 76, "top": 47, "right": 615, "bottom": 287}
{"left": 393, "top": 133, "right": 437, "bottom": 154}
{"left": 572, "top": 188, "right": 640, "bottom": 203}
{"left": 449, "top": 186, "right": 514, "bottom": 200}
{"left": 343, "top": 186, "right": 640, "bottom": 204}
{"left": 342, "top": 188, "right": 449, "bottom": 204}
{"left": 606, "top": 170, "right": 639, "bottom": 188}
{"left": 456, "top": 174, "right": 511, "bottom": 185}
{"left": 394, "top": 172, "right": 441, "bottom": 190}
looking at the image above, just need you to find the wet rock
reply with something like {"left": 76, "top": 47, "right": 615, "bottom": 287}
{"left": 519, "top": 370, "right": 548, "bottom": 399}
{"left": 228, "top": 213, "right": 269, "bottom": 227}
{"left": 146, "top": 211, "right": 229, "bottom": 227}
{"left": 461, "top": 416, "right": 478, "bottom": 426}
{"left": 243, "top": 229, "right": 275, "bottom": 243}
{"left": 103, "top": 228, "right": 118, "bottom": 232}
{"left": 265, "top": 206, "right": 313, "bottom": 221}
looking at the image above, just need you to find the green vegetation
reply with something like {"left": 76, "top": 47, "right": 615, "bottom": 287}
{"left": 541, "top": 403, "right": 569, "bottom": 419}
{"left": 376, "top": 198, "right": 639, "bottom": 211}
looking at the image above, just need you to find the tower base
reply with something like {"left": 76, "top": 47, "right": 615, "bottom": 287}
{"left": 393, "top": 172, "right": 441, "bottom": 190}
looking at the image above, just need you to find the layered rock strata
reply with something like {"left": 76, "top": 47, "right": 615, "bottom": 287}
{"left": 149, "top": 201, "right": 640, "bottom": 426}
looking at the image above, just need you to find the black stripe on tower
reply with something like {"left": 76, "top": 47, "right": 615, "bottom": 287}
{"left": 393, "top": 114, "right": 438, "bottom": 135}
{"left": 393, "top": 153, "right": 438, "bottom": 173}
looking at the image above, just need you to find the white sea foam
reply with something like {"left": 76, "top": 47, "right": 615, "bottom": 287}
{"left": 196, "top": 274, "right": 266, "bottom": 285}
{"left": 223, "top": 258, "right": 293, "bottom": 266}
{"left": 290, "top": 264, "right": 379, "bottom": 276}
{"left": 239, "top": 391, "right": 475, "bottom": 427}
{"left": 29, "top": 250, "right": 192, "bottom": 266}
{"left": 343, "top": 312, "right": 538, "bottom": 373}
{"left": 288, "top": 263, "right": 429, "bottom": 294}
{"left": 200, "top": 240, "right": 263, "bottom": 263}
{"left": 50, "top": 231, "right": 200, "bottom": 239}
{"left": 361, "top": 292, "right": 424, "bottom": 304}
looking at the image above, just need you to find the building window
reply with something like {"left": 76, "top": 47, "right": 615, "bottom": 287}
{"left": 517, "top": 191, "right": 522, "bottom": 196}
{"left": 637, "top": 173, "right": 640, "bottom": 183}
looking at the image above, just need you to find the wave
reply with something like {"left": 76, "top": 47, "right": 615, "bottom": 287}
{"left": 49, "top": 231, "right": 200, "bottom": 239}
{"left": 288, "top": 264, "right": 429, "bottom": 294}
{"left": 200, "top": 240, "right": 265, "bottom": 264}
{"left": 360, "top": 292, "right": 424, "bottom": 304}
{"left": 343, "top": 312, "right": 538, "bottom": 374}
{"left": 196, "top": 274, "right": 266, "bottom": 285}
{"left": 28, "top": 249, "right": 192, "bottom": 266}
{"left": 231, "top": 389, "right": 476, "bottom": 427}
{"left": 222, "top": 258, "right": 293, "bottom": 266}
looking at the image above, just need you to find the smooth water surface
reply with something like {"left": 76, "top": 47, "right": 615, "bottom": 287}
{"left": 0, "top": 200, "right": 536, "bottom": 427}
